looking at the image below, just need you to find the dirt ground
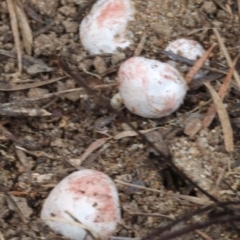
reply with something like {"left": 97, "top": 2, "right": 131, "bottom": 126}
{"left": 1, "top": 0, "right": 240, "bottom": 239}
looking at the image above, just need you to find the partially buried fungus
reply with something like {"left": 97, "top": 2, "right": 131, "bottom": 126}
{"left": 41, "top": 169, "right": 121, "bottom": 240}
{"left": 80, "top": 0, "right": 134, "bottom": 54}
{"left": 165, "top": 38, "right": 209, "bottom": 79}
{"left": 117, "top": 56, "right": 187, "bottom": 118}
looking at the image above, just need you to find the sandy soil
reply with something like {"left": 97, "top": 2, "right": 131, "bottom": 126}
{"left": 1, "top": 0, "right": 240, "bottom": 239}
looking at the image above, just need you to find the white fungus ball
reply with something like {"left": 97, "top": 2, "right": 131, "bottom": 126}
{"left": 165, "top": 38, "right": 209, "bottom": 79}
{"left": 80, "top": 0, "right": 134, "bottom": 54}
{"left": 117, "top": 56, "right": 187, "bottom": 118}
{"left": 41, "top": 169, "right": 121, "bottom": 240}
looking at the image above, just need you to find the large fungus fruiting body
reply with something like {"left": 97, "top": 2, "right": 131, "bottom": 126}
{"left": 80, "top": 0, "right": 134, "bottom": 54}
{"left": 165, "top": 38, "right": 209, "bottom": 79}
{"left": 41, "top": 169, "right": 121, "bottom": 240}
{"left": 117, "top": 56, "right": 187, "bottom": 118}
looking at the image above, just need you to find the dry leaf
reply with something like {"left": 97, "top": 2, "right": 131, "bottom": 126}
{"left": 184, "top": 118, "right": 202, "bottom": 137}
{"left": 68, "top": 158, "right": 83, "bottom": 167}
{"left": 7, "top": 194, "right": 33, "bottom": 221}
{"left": 23, "top": 4, "right": 44, "bottom": 23}
{"left": 26, "top": 60, "right": 54, "bottom": 75}
{"left": 15, "top": 108, "right": 51, "bottom": 117}
{"left": 15, "top": 0, "right": 33, "bottom": 55}
{"left": 176, "top": 194, "right": 212, "bottom": 206}
{"left": 6, "top": 0, "right": 22, "bottom": 73}
{"left": 32, "top": 173, "right": 54, "bottom": 184}
{"left": 0, "top": 76, "right": 64, "bottom": 91}
{"left": 204, "top": 82, "right": 234, "bottom": 152}
{"left": 16, "top": 147, "right": 32, "bottom": 183}
{"left": 0, "top": 149, "right": 15, "bottom": 160}
{"left": 113, "top": 127, "right": 161, "bottom": 140}
{"left": 213, "top": 28, "right": 240, "bottom": 90}
{"left": 6, "top": 193, "right": 28, "bottom": 223}
{"left": 79, "top": 138, "right": 109, "bottom": 165}
{"left": 195, "top": 230, "right": 214, "bottom": 240}
{"left": 0, "top": 49, "right": 54, "bottom": 75}
{"left": 0, "top": 106, "right": 51, "bottom": 117}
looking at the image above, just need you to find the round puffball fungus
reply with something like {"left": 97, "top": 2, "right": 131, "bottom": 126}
{"left": 41, "top": 169, "right": 121, "bottom": 240}
{"left": 80, "top": 0, "right": 134, "bottom": 54}
{"left": 117, "top": 56, "right": 187, "bottom": 118}
{"left": 165, "top": 38, "right": 209, "bottom": 79}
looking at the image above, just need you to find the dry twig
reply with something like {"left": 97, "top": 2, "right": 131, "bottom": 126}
{"left": 6, "top": 0, "right": 22, "bottom": 74}
{"left": 0, "top": 76, "right": 65, "bottom": 91}
{"left": 185, "top": 43, "right": 216, "bottom": 84}
{"left": 213, "top": 28, "right": 240, "bottom": 89}
{"left": 195, "top": 230, "right": 213, "bottom": 240}
{"left": 160, "top": 49, "right": 227, "bottom": 75}
{"left": 204, "top": 82, "right": 234, "bottom": 152}
{"left": 202, "top": 54, "right": 240, "bottom": 128}
{"left": 80, "top": 63, "right": 101, "bottom": 79}
{"left": 113, "top": 127, "right": 162, "bottom": 140}
{"left": 134, "top": 32, "right": 147, "bottom": 56}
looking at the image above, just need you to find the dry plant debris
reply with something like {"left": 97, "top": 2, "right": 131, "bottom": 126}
{"left": 6, "top": 0, "right": 23, "bottom": 74}
{"left": 202, "top": 54, "right": 240, "bottom": 128}
{"left": 204, "top": 82, "right": 234, "bottom": 153}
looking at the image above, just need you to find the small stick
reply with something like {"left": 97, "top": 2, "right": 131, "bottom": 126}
{"left": 133, "top": 32, "right": 147, "bottom": 56}
{"left": 238, "top": 0, "right": 240, "bottom": 21}
{"left": 202, "top": 54, "right": 240, "bottom": 128}
{"left": 0, "top": 231, "right": 5, "bottom": 240}
{"left": 185, "top": 43, "right": 216, "bottom": 84}
{"left": 160, "top": 49, "right": 227, "bottom": 75}
{"left": 6, "top": 0, "right": 22, "bottom": 74}
{"left": 80, "top": 63, "right": 101, "bottom": 79}
{"left": 65, "top": 210, "right": 98, "bottom": 240}
{"left": 29, "top": 83, "right": 116, "bottom": 101}
{"left": 195, "top": 230, "right": 213, "bottom": 240}
{"left": 213, "top": 28, "right": 240, "bottom": 90}
{"left": 115, "top": 179, "right": 164, "bottom": 195}
{"left": 0, "top": 83, "right": 117, "bottom": 109}
{"left": 115, "top": 179, "right": 211, "bottom": 205}
{"left": 204, "top": 82, "right": 234, "bottom": 152}
{"left": 225, "top": 3, "right": 233, "bottom": 17}
{"left": 15, "top": 0, "right": 33, "bottom": 55}
{"left": 0, "top": 76, "right": 66, "bottom": 91}
{"left": 212, "top": 54, "right": 239, "bottom": 97}
{"left": 128, "top": 211, "right": 172, "bottom": 219}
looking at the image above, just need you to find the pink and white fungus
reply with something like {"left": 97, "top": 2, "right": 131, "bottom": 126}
{"left": 117, "top": 56, "right": 187, "bottom": 118}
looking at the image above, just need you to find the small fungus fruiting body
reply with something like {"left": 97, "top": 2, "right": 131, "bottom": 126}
{"left": 165, "top": 38, "right": 209, "bottom": 79}
{"left": 117, "top": 56, "right": 187, "bottom": 118}
{"left": 41, "top": 169, "right": 121, "bottom": 240}
{"left": 80, "top": 0, "right": 134, "bottom": 54}
{"left": 110, "top": 92, "right": 123, "bottom": 109}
